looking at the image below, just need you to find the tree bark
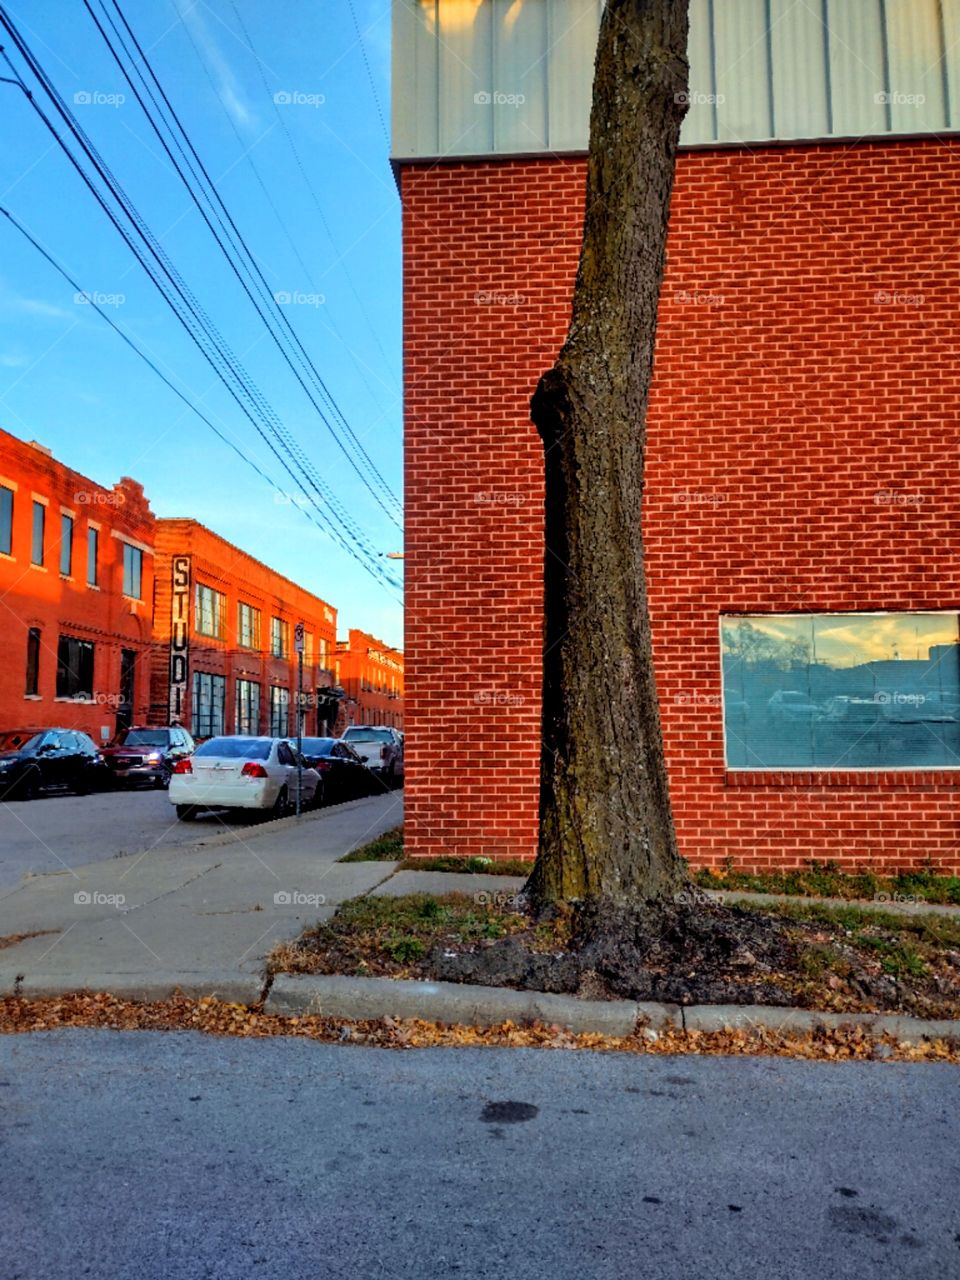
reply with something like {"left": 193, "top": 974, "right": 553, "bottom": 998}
{"left": 526, "top": 0, "right": 691, "bottom": 908}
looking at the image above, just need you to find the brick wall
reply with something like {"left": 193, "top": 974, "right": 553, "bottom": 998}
{"left": 0, "top": 428, "right": 156, "bottom": 743}
{"left": 150, "top": 520, "right": 338, "bottom": 738}
{"left": 401, "top": 138, "right": 960, "bottom": 873}
{"left": 336, "top": 627, "right": 404, "bottom": 729}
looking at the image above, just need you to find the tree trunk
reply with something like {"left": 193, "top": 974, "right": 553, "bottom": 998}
{"left": 526, "top": 0, "right": 691, "bottom": 908}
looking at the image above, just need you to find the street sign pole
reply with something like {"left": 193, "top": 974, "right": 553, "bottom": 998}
{"left": 294, "top": 621, "right": 305, "bottom": 817}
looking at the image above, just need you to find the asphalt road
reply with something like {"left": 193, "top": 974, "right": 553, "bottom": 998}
{"left": 0, "top": 787, "right": 256, "bottom": 888}
{"left": 0, "top": 785, "right": 396, "bottom": 890}
{"left": 1, "top": 1032, "right": 958, "bottom": 1280}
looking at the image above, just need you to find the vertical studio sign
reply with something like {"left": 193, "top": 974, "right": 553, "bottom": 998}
{"left": 169, "top": 555, "right": 191, "bottom": 721}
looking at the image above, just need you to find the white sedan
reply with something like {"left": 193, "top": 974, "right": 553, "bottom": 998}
{"left": 169, "top": 736, "right": 320, "bottom": 820}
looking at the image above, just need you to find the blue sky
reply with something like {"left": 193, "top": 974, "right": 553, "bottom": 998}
{"left": 0, "top": 0, "right": 403, "bottom": 647}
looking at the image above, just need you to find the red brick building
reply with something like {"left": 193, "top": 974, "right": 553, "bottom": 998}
{"left": 0, "top": 427, "right": 156, "bottom": 744}
{"left": 150, "top": 520, "right": 339, "bottom": 740}
{"left": 336, "top": 628, "right": 404, "bottom": 729}
{"left": 395, "top": 1, "right": 960, "bottom": 873}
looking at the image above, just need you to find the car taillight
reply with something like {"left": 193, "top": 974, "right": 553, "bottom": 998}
{"left": 241, "top": 762, "right": 269, "bottom": 778}
{"left": 316, "top": 760, "right": 333, "bottom": 772}
{"left": 172, "top": 759, "right": 192, "bottom": 774}
{"left": 380, "top": 746, "right": 388, "bottom": 761}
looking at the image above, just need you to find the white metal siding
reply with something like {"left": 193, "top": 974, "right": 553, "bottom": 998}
{"left": 393, "top": 0, "right": 960, "bottom": 158}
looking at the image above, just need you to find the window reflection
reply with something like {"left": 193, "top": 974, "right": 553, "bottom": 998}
{"left": 721, "top": 614, "right": 960, "bottom": 769}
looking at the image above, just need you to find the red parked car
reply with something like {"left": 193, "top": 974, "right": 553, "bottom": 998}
{"left": 100, "top": 725, "right": 196, "bottom": 789}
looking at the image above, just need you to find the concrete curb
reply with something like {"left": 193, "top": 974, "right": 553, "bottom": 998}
{"left": 264, "top": 974, "right": 659, "bottom": 1035}
{"left": 679, "top": 1004, "right": 960, "bottom": 1040}
{"left": 5, "top": 970, "right": 959, "bottom": 1043}
{"left": 262, "top": 974, "right": 960, "bottom": 1041}
{"left": 7, "top": 973, "right": 263, "bottom": 1005}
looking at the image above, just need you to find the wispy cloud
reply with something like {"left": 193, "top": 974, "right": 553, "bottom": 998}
{"left": 173, "top": 0, "right": 256, "bottom": 129}
{"left": 1, "top": 293, "right": 72, "bottom": 322}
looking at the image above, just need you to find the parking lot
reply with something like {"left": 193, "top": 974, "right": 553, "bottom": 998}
{"left": 0, "top": 788, "right": 277, "bottom": 890}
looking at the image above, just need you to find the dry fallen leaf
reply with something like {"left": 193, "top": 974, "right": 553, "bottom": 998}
{"left": 0, "top": 994, "right": 958, "bottom": 1062}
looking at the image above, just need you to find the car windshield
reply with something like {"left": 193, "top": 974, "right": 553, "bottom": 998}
{"left": 194, "top": 738, "right": 272, "bottom": 760}
{"left": 117, "top": 730, "right": 169, "bottom": 748}
{"left": 299, "top": 738, "right": 336, "bottom": 755}
{"left": 0, "top": 731, "right": 42, "bottom": 754}
{"left": 344, "top": 729, "right": 392, "bottom": 743}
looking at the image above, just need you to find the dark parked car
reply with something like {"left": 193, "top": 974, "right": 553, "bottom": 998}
{"left": 0, "top": 728, "right": 107, "bottom": 800}
{"left": 101, "top": 725, "right": 196, "bottom": 788}
{"left": 290, "top": 737, "right": 374, "bottom": 806}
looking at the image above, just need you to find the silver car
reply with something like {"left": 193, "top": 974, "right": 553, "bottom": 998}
{"left": 340, "top": 725, "right": 404, "bottom": 787}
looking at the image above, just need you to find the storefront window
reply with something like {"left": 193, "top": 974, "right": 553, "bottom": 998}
{"left": 236, "top": 679, "right": 261, "bottom": 735}
{"left": 721, "top": 613, "right": 960, "bottom": 770}
{"left": 192, "top": 671, "right": 225, "bottom": 738}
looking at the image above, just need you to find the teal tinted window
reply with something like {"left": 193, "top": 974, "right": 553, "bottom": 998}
{"left": 0, "top": 486, "right": 12, "bottom": 555}
{"left": 721, "top": 614, "right": 960, "bottom": 770}
{"left": 123, "top": 544, "right": 142, "bottom": 599}
{"left": 31, "top": 501, "right": 44, "bottom": 565}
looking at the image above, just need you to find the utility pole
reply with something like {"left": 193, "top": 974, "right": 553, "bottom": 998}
{"left": 294, "top": 620, "right": 305, "bottom": 817}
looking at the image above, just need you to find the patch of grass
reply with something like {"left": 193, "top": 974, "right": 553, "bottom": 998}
{"left": 269, "top": 892, "right": 559, "bottom": 978}
{"left": 738, "top": 896, "right": 958, "bottom": 989}
{"left": 736, "top": 898, "right": 960, "bottom": 947}
{"left": 339, "top": 827, "right": 404, "bottom": 862}
{"left": 383, "top": 936, "right": 426, "bottom": 964}
{"left": 855, "top": 935, "right": 928, "bottom": 979}
{"left": 796, "top": 942, "right": 852, "bottom": 980}
{"left": 695, "top": 859, "right": 960, "bottom": 906}
{"left": 396, "top": 855, "right": 533, "bottom": 876}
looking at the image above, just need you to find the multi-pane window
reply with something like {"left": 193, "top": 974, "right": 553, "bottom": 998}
{"left": 25, "top": 627, "right": 40, "bottom": 696}
{"left": 31, "top": 501, "right": 45, "bottom": 566}
{"left": 195, "top": 583, "right": 226, "bottom": 638}
{"left": 122, "top": 544, "right": 143, "bottom": 599}
{"left": 87, "top": 527, "right": 98, "bottom": 586}
{"left": 270, "top": 617, "right": 289, "bottom": 658}
{"left": 192, "top": 671, "right": 226, "bottom": 738}
{"left": 237, "top": 602, "right": 261, "bottom": 650}
{"left": 0, "top": 485, "right": 12, "bottom": 556}
{"left": 318, "top": 637, "right": 328, "bottom": 668}
{"left": 269, "top": 685, "right": 289, "bottom": 736}
{"left": 59, "top": 513, "right": 73, "bottom": 576}
{"left": 236, "top": 679, "right": 261, "bottom": 735}
{"left": 721, "top": 613, "right": 960, "bottom": 770}
{"left": 56, "top": 635, "right": 94, "bottom": 699}
{"left": 302, "top": 631, "right": 314, "bottom": 663}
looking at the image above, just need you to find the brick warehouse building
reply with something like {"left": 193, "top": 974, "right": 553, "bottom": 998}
{"left": 150, "top": 520, "right": 341, "bottom": 741}
{"left": 337, "top": 628, "right": 405, "bottom": 729}
{"left": 395, "top": 0, "right": 960, "bottom": 872}
{"left": 0, "top": 427, "right": 156, "bottom": 743}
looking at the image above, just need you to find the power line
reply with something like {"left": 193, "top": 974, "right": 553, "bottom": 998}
{"left": 0, "top": 8, "right": 401, "bottom": 594}
{"left": 227, "top": 0, "right": 401, "bottom": 389}
{"left": 172, "top": 0, "right": 397, "bottom": 425}
{"left": 346, "top": 0, "right": 390, "bottom": 146}
{"left": 0, "top": 204, "right": 402, "bottom": 602}
{"left": 85, "top": 0, "right": 403, "bottom": 529}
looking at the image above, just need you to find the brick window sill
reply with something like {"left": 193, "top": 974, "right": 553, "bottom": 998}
{"left": 725, "top": 770, "right": 960, "bottom": 789}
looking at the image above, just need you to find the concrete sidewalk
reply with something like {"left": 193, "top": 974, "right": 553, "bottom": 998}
{"left": 0, "top": 791, "right": 403, "bottom": 995}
